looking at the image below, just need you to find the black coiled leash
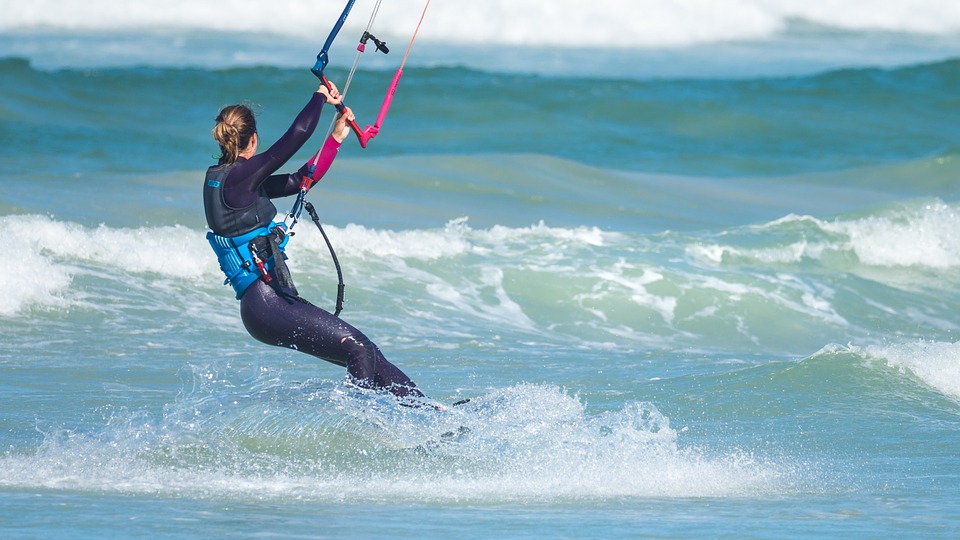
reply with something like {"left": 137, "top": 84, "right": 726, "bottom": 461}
{"left": 304, "top": 202, "right": 345, "bottom": 317}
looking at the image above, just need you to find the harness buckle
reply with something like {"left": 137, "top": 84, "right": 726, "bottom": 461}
{"left": 248, "top": 240, "right": 272, "bottom": 284}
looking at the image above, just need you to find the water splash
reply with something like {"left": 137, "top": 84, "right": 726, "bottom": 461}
{"left": 0, "top": 366, "right": 800, "bottom": 503}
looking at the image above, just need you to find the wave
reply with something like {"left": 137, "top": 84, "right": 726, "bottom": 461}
{"left": 5, "top": 58, "right": 959, "bottom": 186}
{"left": 4, "top": 2, "right": 960, "bottom": 77}
{"left": 839, "top": 341, "right": 960, "bottom": 403}
{"left": 5, "top": 199, "right": 960, "bottom": 355}
{"left": 6, "top": 0, "right": 960, "bottom": 47}
{"left": 688, "top": 198, "right": 960, "bottom": 271}
{"left": 683, "top": 342, "right": 960, "bottom": 447}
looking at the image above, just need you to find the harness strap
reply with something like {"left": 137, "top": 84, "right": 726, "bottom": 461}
{"left": 206, "top": 223, "right": 289, "bottom": 299}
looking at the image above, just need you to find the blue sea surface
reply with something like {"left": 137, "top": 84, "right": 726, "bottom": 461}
{"left": 2, "top": 2, "right": 960, "bottom": 538}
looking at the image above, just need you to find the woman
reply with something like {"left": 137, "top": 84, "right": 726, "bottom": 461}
{"left": 204, "top": 82, "right": 426, "bottom": 402}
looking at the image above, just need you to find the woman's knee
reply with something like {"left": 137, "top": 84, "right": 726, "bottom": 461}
{"left": 339, "top": 333, "right": 380, "bottom": 378}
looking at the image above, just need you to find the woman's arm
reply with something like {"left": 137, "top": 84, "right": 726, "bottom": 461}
{"left": 296, "top": 106, "right": 355, "bottom": 192}
{"left": 260, "top": 133, "right": 342, "bottom": 199}
{"left": 262, "top": 104, "right": 353, "bottom": 197}
{"left": 298, "top": 138, "right": 345, "bottom": 194}
{"left": 223, "top": 84, "right": 344, "bottom": 207}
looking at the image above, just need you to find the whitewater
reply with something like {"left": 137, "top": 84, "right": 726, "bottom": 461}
{"left": 5, "top": 0, "right": 960, "bottom": 77}
{"left": 7, "top": 0, "right": 960, "bottom": 45}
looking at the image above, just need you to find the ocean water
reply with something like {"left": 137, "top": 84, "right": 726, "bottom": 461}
{"left": 3, "top": 0, "right": 960, "bottom": 538}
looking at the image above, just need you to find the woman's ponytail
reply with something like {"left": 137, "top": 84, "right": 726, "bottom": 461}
{"left": 213, "top": 104, "right": 257, "bottom": 164}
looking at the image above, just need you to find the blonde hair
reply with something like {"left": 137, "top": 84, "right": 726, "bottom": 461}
{"left": 213, "top": 104, "right": 257, "bottom": 164}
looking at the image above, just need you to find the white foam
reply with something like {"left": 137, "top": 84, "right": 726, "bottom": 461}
{"left": 5, "top": 0, "right": 960, "bottom": 47}
{"left": 5, "top": 214, "right": 216, "bottom": 278}
{"left": 288, "top": 218, "right": 613, "bottom": 262}
{"left": 581, "top": 260, "right": 679, "bottom": 324}
{"left": 0, "top": 214, "right": 219, "bottom": 316}
{"left": 300, "top": 217, "right": 474, "bottom": 261}
{"left": 0, "top": 213, "right": 624, "bottom": 340}
{"left": 0, "top": 382, "right": 801, "bottom": 501}
{"left": 0, "top": 216, "right": 73, "bottom": 316}
{"left": 688, "top": 201, "right": 960, "bottom": 270}
{"left": 821, "top": 201, "right": 960, "bottom": 269}
{"left": 862, "top": 341, "right": 960, "bottom": 401}
{"left": 691, "top": 239, "right": 831, "bottom": 266}
{"left": 288, "top": 218, "right": 617, "bottom": 337}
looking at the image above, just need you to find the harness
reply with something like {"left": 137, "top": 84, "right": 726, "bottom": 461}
{"left": 206, "top": 222, "right": 294, "bottom": 299}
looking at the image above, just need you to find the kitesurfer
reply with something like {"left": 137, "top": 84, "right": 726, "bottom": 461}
{"left": 204, "top": 81, "right": 426, "bottom": 402}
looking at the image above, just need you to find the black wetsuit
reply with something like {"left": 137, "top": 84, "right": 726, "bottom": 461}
{"left": 204, "top": 93, "right": 424, "bottom": 400}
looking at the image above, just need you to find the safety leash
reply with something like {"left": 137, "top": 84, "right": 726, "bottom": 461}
{"left": 305, "top": 202, "right": 345, "bottom": 317}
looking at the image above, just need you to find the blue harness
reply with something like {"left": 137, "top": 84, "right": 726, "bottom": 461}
{"left": 206, "top": 222, "right": 290, "bottom": 299}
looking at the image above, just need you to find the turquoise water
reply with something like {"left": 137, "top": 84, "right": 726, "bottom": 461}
{"left": 3, "top": 1, "right": 960, "bottom": 537}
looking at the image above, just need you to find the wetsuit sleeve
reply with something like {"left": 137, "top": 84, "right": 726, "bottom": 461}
{"left": 221, "top": 92, "right": 327, "bottom": 208}
{"left": 259, "top": 134, "right": 342, "bottom": 197}
{"left": 300, "top": 135, "right": 343, "bottom": 191}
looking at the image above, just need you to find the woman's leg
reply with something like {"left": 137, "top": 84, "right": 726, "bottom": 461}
{"left": 239, "top": 280, "right": 424, "bottom": 399}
